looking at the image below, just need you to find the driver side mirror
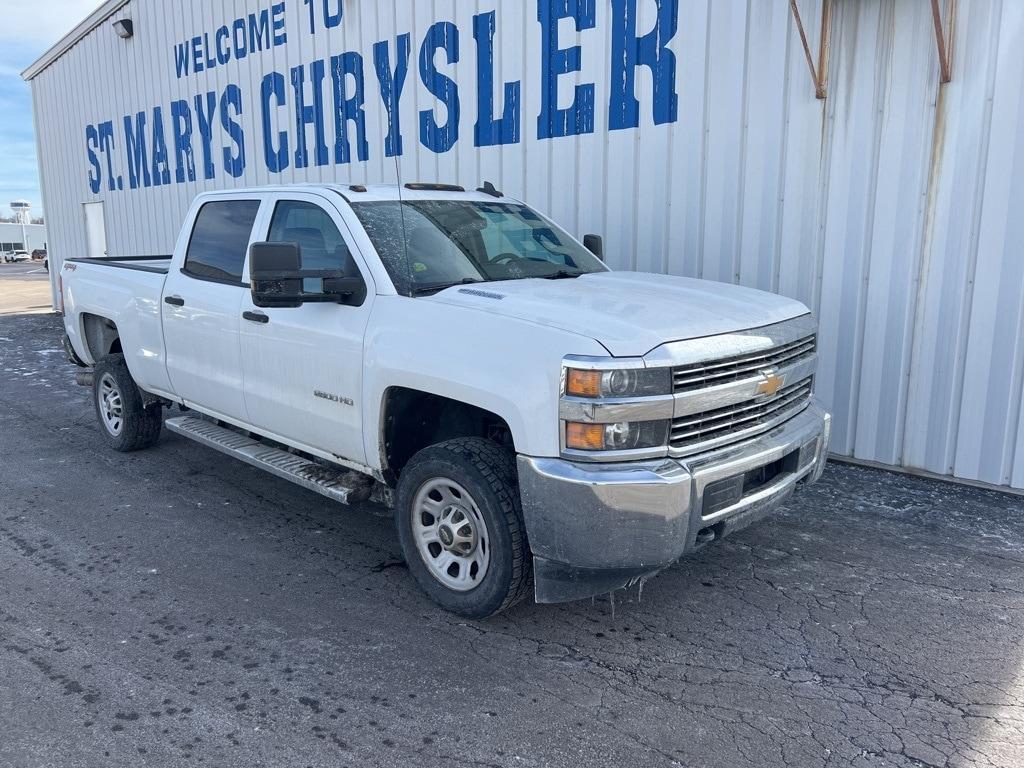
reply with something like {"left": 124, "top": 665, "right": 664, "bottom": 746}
{"left": 250, "top": 242, "right": 365, "bottom": 308}
{"left": 583, "top": 234, "right": 604, "bottom": 261}
{"left": 250, "top": 242, "right": 303, "bottom": 309}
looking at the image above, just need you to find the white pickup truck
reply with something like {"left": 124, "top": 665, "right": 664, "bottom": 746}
{"left": 60, "top": 183, "right": 830, "bottom": 617}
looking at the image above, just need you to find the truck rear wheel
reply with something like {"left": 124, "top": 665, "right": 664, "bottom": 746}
{"left": 92, "top": 354, "right": 163, "bottom": 452}
{"left": 395, "top": 438, "right": 532, "bottom": 618}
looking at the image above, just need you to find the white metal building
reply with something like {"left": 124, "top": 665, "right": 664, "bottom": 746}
{"left": 23, "top": 0, "right": 1024, "bottom": 491}
{"left": 0, "top": 222, "right": 47, "bottom": 253}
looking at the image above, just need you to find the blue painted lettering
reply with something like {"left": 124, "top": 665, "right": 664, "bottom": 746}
{"left": 249, "top": 11, "right": 271, "bottom": 51}
{"left": 124, "top": 112, "right": 151, "bottom": 190}
{"left": 418, "top": 22, "right": 460, "bottom": 154}
{"left": 215, "top": 26, "right": 231, "bottom": 66}
{"left": 330, "top": 52, "right": 369, "bottom": 164}
{"left": 609, "top": 0, "right": 678, "bottom": 130}
{"left": 291, "top": 62, "right": 329, "bottom": 169}
{"left": 221, "top": 85, "right": 246, "bottom": 177}
{"left": 98, "top": 122, "right": 117, "bottom": 191}
{"left": 203, "top": 33, "right": 217, "bottom": 70}
{"left": 473, "top": 12, "right": 520, "bottom": 147}
{"left": 191, "top": 35, "right": 204, "bottom": 74}
{"left": 261, "top": 72, "right": 289, "bottom": 172}
{"left": 323, "top": 1, "right": 343, "bottom": 29}
{"left": 171, "top": 100, "right": 196, "bottom": 184}
{"left": 232, "top": 19, "right": 248, "bottom": 60}
{"left": 537, "top": 0, "right": 596, "bottom": 139}
{"left": 151, "top": 106, "right": 172, "bottom": 187}
{"left": 194, "top": 91, "right": 218, "bottom": 180}
{"left": 86, "top": 125, "right": 101, "bottom": 194}
{"left": 272, "top": 2, "right": 287, "bottom": 45}
{"left": 304, "top": 0, "right": 343, "bottom": 34}
{"left": 373, "top": 35, "right": 411, "bottom": 158}
{"left": 174, "top": 42, "right": 190, "bottom": 78}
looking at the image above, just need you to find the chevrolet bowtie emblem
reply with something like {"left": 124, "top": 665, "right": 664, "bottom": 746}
{"left": 757, "top": 372, "right": 785, "bottom": 397}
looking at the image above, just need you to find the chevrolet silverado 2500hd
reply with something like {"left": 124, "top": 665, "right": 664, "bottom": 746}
{"left": 61, "top": 183, "right": 830, "bottom": 618}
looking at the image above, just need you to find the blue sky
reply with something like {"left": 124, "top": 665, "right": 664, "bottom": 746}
{"left": 0, "top": 0, "right": 98, "bottom": 218}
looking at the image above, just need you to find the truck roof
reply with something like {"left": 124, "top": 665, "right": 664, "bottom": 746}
{"left": 201, "top": 183, "right": 519, "bottom": 205}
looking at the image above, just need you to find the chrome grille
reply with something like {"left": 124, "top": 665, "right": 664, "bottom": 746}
{"left": 672, "top": 334, "right": 816, "bottom": 393}
{"left": 670, "top": 377, "right": 814, "bottom": 454}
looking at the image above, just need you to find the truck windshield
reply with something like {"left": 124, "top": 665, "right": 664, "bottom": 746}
{"left": 350, "top": 200, "right": 607, "bottom": 295}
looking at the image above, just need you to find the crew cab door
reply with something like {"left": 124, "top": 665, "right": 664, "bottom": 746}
{"left": 239, "top": 194, "right": 373, "bottom": 464}
{"left": 162, "top": 196, "right": 263, "bottom": 423}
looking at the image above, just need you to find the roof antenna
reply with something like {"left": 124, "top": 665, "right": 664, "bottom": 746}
{"left": 477, "top": 180, "right": 503, "bottom": 198}
{"left": 393, "top": 152, "right": 413, "bottom": 297}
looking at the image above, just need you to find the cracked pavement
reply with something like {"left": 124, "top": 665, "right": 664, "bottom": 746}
{"left": 1, "top": 311, "right": 1022, "bottom": 768}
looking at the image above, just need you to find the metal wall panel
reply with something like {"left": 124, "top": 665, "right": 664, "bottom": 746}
{"left": 25, "top": 0, "right": 1024, "bottom": 490}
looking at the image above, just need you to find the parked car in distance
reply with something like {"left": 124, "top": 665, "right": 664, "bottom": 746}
{"left": 59, "top": 183, "right": 831, "bottom": 618}
{"left": 3, "top": 250, "right": 30, "bottom": 263}
{"left": 32, "top": 249, "right": 47, "bottom": 261}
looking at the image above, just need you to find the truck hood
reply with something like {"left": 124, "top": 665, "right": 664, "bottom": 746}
{"left": 426, "top": 271, "right": 810, "bottom": 356}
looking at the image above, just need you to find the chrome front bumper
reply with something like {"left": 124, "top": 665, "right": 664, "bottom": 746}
{"left": 518, "top": 404, "right": 831, "bottom": 603}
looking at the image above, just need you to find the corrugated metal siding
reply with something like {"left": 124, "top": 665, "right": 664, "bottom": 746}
{"left": 27, "top": 0, "right": 1024, "bottom": 489}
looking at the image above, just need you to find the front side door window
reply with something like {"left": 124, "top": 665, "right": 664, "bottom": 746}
{"left": 267, "top": 200, "right": 361, "bottom": 293}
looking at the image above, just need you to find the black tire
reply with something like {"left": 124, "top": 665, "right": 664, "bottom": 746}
{"left": 395, "top": 438, "right": 532, "bottom": 619}
{"left": 92, "top": 354, "right": 163, "bottom": 452}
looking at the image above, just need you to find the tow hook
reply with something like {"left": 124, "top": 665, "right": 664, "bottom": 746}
{"left": 694, "top": 524, "right": 721, "bottom": 548}
{"left": 75, "top": 370, "right": 95, "bottom": 388}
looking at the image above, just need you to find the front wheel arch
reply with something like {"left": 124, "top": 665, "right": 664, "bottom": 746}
{"left": 380, "top": 387, "right": 517, "bottom": 484}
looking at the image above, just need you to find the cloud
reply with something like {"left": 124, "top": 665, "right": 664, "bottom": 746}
{"left": 0, "top": 1, "right": 94, "bottom": 215}
{"left": 0, "top": 0, "right": 100, "bottom": 49}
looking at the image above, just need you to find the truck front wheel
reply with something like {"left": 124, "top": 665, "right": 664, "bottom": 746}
{"left": 395, "top": 438, "right": 532, "bottom": 618}
{"left": 92, "top": 354, "right": 162, "bottom": 452}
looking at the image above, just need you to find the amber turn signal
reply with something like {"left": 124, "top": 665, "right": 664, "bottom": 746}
{"left": 566, "top": 369, "right": 601, "bottom": 397}
{"left": 565, "top": 422, "right": 605, "bottom": 450}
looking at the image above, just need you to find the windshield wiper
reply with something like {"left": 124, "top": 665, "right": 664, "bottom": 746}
{"left": 540, "top": 269, "right": 585, "bottom": 280}
{"left": 409, "top": 278, "right": 483, "bottom": 297}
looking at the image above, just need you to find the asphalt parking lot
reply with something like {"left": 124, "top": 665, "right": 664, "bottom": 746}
{"left": 1, "top": 300, "right": 1022, "bottom": 766}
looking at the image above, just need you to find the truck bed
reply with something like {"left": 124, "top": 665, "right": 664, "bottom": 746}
{"left": 65, "top": 255, "right": 172, "bottom": 274}
{"left": 62, "top": 253, "right": 175, "bottom": 395}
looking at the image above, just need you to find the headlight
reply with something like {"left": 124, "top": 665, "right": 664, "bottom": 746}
{"left": 565, "top": 367, "right": 671, "bottom": 398}
{"left": 565, "top": 420, "right": 671, "bottom": 451}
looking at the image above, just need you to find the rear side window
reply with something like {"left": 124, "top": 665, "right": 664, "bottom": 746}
{"left": 184, "top": 200, "right": 261, "bottom": 283}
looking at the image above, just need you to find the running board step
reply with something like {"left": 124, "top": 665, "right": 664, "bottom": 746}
{"left": 165, "top": 416, "right": 374, "bottom": 505}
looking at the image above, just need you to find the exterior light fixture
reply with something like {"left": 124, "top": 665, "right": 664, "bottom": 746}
{"left": 113, "top": 19, "right": 134, "bottom": 39}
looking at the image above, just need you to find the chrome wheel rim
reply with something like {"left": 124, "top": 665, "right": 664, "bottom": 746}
{"left": 98, "top": 373, "right": 124, "bottom": 436}
{"left": 412, "top": 478, "right": 490, "bottom": 592}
